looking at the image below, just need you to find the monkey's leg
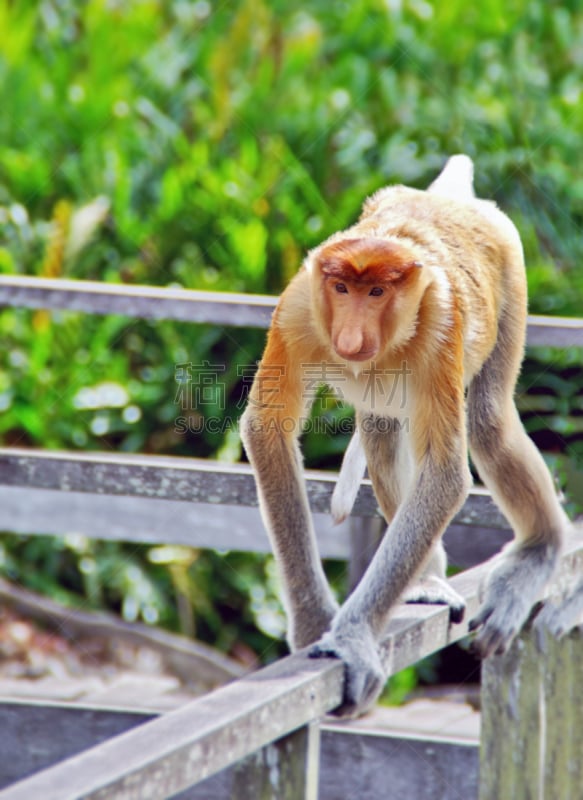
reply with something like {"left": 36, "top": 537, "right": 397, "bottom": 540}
{"left": 360, "top": 414, "right": 466, "bottom": 622}
{"left": 467, "top": 320, "right": 568, "bottom": 657}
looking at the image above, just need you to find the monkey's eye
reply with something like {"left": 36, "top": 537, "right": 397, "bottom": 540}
{"left": 335, "top": 283, "right": 348, "bottom": 294}
{"left": 369, "top": 287, "right": 384, "bottom": 297}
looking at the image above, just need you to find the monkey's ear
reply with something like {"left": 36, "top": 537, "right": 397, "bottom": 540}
{"left": 386, "top": 257, "right": 423, "bottom": 283}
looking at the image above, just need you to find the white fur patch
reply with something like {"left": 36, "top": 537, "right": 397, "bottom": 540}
{"left": 429, "top": 154, "right": 475, "bottom": 201}
{"left": 331, "top": 429, "right": 367, "bottom": 524}
{"left": 304, "top": 253, "right": 315, "bottom": 274}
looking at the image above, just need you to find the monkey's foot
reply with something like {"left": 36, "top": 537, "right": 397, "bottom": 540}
{"left": 534, "top": 578, "right": 583, "bottom": 644}
{"left": 469, "top": 543, "right": 558, "bottom": 658}
{"left": 402, "top": 577, "right": 466, "bottom": 623}
{"left": 309, "top": 624, "right": 385, "bottom": 719}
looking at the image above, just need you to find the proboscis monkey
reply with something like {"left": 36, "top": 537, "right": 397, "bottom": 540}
{"left": 240, "top": 155, "right": 570, "bottom": 717}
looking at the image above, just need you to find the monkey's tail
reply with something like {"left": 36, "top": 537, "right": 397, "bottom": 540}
{"left": 428, "top": 154, "right": 475, "bottom": 201}
{"left": 331, "top": 428, "right": 367, "bottom": 524}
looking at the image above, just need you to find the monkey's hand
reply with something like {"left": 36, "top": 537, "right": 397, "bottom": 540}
{"left": 308, "top": 622, "right": 385, "bottom": 718}
{"left": 402, "top": 577, "right": 466, "bottom": 623}
{"left": 469, "top": 543, "right": 558, "bottom": 658}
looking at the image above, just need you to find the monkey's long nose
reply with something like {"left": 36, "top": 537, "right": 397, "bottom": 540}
{"left": 335, "top": 328, "right": 367, "bottom": 359}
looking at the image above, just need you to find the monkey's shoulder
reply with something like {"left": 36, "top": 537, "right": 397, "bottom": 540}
{"left": 271, "top": 270, "right": 325, "bottom": 355}
{"left": 360, "top": 184, "right": 421, "bottom": 219}
{"left": 273, "top": 268, "right": 310, "bottom": 325}
{"left": 360, "top": 184, "right": 514, "bottom": 251}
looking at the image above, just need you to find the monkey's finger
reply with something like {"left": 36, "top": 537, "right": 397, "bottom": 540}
{"left": 473, "top": 619, "right": 519, "bottom": 658}
{"left": 467, "top": 605, "right": 493, "bottom": 633}
{"left": 470, "top": 632, "right": 499, "bottom": 659}
{"left": 534, "top": 607, "right": 568, "bottom": 641}
{"left": 449, "top": 604, "right": 466, "bottom": 624}
{"left": 467, "top": 606, "right": 502, "bottom": 657}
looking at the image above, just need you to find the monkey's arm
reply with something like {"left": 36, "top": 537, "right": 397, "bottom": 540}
{"left": 311, "top": 443, "right": 471, "bottom": 716}
{"left": 240, "top": 324, "right": 338, "bottom": 650}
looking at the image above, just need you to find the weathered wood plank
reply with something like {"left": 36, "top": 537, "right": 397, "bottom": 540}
{"left": 480, "top": 563, "right": 583, "bottom": 800}
{"left": 348, "top": 516, "right": 384, "bottom": 590}
{"left": 541, "top": 629, "right": 583, "bottom": 798}
{"left": 0, "top": 486, "right": 512, "bottom": 568}
{"left": 0, "top": 654, "right": 342, "bottom": 800}
{"left": 526, "top": 314, "right": 583, "bottom": 348}
{"left": 480, "top": 629, "right": 583, "bottom": 800}
{"left": 0, "top": 276, "right": 274, "bottom": 328}
{"left": 0, "top": 700, "right": 478, "bottom": 800}
{"left": 319, "top": 727, "right": 479, "bottom": 800}
{"left": 0, "top": 702, "right": 154, "bottom": 791}
{"left": 0, "top": 487, "right": 352, "bottom": 558}
{"left": 3, "top": 532, "right": 581, "bottom": 800}
{"left": 0, "top": 447, "right": 508, "bottom": 528}
{"left": 0, "top": 276, "right": 580, "bottom": 346}
{"left": 0, "top": 447, "right": 368, "bottom": 510}
{"left": 180, "top": 724, "right": 320, "bottom": 800}
{"left": 442, "top": 523, "right": 512, "bottom": 569}
{"left": 0, "top": 701, "right": 320, "bottom": 800}
{"left": 479, "top": 631, "right": 543, "bottom": 800}
{"left": 231, "top": 723, "right": 319, "bottom": 800}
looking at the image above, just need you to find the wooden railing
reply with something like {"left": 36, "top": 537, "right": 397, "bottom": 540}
{"left": 0, "top": 275, "right": 581, "bottom": 800}
{"left": 0, "top": 274, "right": 582, "bottom": 343}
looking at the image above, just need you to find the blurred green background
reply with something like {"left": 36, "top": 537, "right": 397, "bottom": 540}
{"left": 0, "top": 0, "right": 582, "bottom": 692}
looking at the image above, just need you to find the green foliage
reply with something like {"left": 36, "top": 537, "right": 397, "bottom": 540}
{"left": 379, "top": 665, "right": 419, "bottom": 706}
{"left": 0, "top": 0, "right": 582, "bottom": 663}
{"left": 379, "top": 653, "right": 441, "bottom": 706}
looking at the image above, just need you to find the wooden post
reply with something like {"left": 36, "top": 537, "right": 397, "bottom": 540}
{"left": 479, "top": 628, "right": 543, "bottom": 799}
{"left": 542, "top": 628, "right": 583, "bottom": 797}
{"left": 230, "top": 723, "right": 320, "bottom": 800}
{"left": 348, "top": 516, "right": 385, "bottom": 591}
{"left": 480, "top": 626, "right": 583, "bottom": 800}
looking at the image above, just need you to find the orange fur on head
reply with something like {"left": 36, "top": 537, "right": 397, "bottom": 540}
{"left": 316, "top": 238, "right": 422, "bottom": 285}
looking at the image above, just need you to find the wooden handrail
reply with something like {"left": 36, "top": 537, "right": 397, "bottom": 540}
{"left": 0, "top": 447, "right": 507, "bottom": 528}
{"left": 2, "top": 529, "right": 581, "bottom": 800}
{"left": 0, "top": 275, "right": 581, "bottom": 798}
{"left": 0, "top": 275, "right": 581, "bottom": 345}
{"left": 0, "top": 275, "right": 274, "bottom": 328}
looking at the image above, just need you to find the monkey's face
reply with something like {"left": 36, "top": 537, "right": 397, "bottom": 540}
{"left": 322, "top": 278, "right": 392, "bottom": 361}
{"left": 312, "top": 237, "right": 424, "bottom": 363}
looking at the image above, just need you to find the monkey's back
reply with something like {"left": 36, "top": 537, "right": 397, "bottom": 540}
{"left": 353, "top": 185, "right": 528, "bottom": 378}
